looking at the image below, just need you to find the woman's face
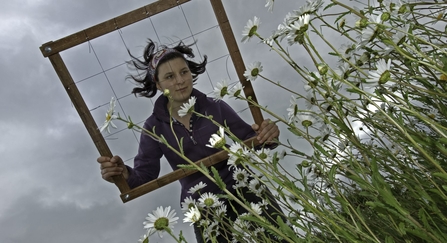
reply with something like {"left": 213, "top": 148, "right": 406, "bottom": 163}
{"left": 156, "top": 57, "right": 193, "bottom": 108}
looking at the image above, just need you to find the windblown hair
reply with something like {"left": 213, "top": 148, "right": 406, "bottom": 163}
{"left": 127, "top": 39, "right": 207, "bottom": 98}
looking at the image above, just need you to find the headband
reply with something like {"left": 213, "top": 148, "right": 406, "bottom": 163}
{"left": 148, "top": 48, "right": 179, "bottom": 80}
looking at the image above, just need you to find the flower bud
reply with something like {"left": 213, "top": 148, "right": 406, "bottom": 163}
{"left": 163, "top": 89, "right": 170, "bottom": 96}
{"left": 381, "top": 12, "right": 390, "bottom": 22}
{"left": 317, "top": 63, "right": 328, "bottom": 75}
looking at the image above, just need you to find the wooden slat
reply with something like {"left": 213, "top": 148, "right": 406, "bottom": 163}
{"left": 39, "top": 0, "right": 190, "bottom": 57}
{"left": 48, "top": 53, "right": 130, "bottom": 193}
{"left": 120, "top": 137, "right": 260, "bottom": 202}
{"left": 210, "top": 0, "right": 264, "bottom": 125}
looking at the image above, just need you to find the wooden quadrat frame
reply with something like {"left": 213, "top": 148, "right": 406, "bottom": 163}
{"left": 40, "top": 0, "right": 264, "bottom": 203}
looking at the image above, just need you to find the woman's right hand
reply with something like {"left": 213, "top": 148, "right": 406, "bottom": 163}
{"left": 97, "top": 155, "right": 129, "bottom": 183}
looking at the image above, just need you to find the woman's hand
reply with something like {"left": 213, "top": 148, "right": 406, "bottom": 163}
{"left": 251, "top": 119, "right": 280, "bottom": 144}
{"left": 97, "top": 155, "right": 129, "bottom": 183}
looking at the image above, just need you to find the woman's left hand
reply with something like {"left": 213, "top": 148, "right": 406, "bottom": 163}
{"left": 252, "top": 119, "right": 280, "bottom": 144}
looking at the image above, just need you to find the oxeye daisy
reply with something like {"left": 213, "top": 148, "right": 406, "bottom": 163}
{"left": 265, "top": 0, "right": 274, "bottom": 12}
{"left": 212, "top": 79, "right": 229, "bottom": 101}
{"left": 198, "top": 192, "right": 220, "bottom": 208}
{"left": 228, "top": 82, "right": 244, "bottom": 98}
{"left": 183, "top": 205, "right": 201, "bottom": 226}
{"left": 296, "top": 112, "right": 318, "bottom": 128}
{"left": 289, "top": 14, "right": 310, "bottom": 33}
{"left": 215, "top": 204, "right": 227, "bottom": 218}
{"left": 99, "top": 97, "right": 118, "bottom": 134}
{"left": 137, "top": 233, "right": 149, "bottom": 243}
{"left": 143, "top": 206, "right": 179, "bottom": 238}
{"left": 203, "top": 221, "right": 221, "bottom": 242}
{"left": 358, "top": 13, "right": 382, "bottom": 47}
{"left": 384, "top": 26, "right": 408, "bottom": 54}
{"left": 286, "top": 95, "right": 299, "bottom": 123}
{"left": 181, "top": 196, "right": 197, "bottom": 212}
{"left": 244, "top": 61, "right": 263, "bottom": 81}
{"left": 319, "top": 124, "right": 332, "bottom": 142}
{"left": 178, "top": 96, "right": 196, "bottom": 117}
{"left": 233, "top": 168, "right": 250, "bottom": 186}
{"left": 250, "top": 202, "right": 263, "bottom": 215}
{"left": 294, "top": 0, "right": 325, "bottom": 16}
{"left": 249, "top": 178, "right": 265, "bottom": 197}
{"left": 365, "top": 59, "right": 392, "bottom": 86}
{"left": 253, "top": 148, "right": 273, "bottom": 164}
{"left": 242, "top": 16, "right": 261, "bottom": 43}
{"left": 206, "top": 126, "right": 226, "bottom": 149}
{"left": 187, "top": 181, "right": 207, "bottom": 195}
{"left": 305, "top": 92, "right": 317, "bottom": 110}
{"left": 228, "top": 142, "right": 248, "bottom": 170}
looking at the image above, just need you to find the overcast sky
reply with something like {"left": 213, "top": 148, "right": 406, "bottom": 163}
{"left": 0, "top": 0, "right": 330, "bottom": 242}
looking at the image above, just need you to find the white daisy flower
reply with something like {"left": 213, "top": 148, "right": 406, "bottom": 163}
{"left": 206, "top": 126, "right": 226, "bottom": 149}
{"left": 178, "top": 96, "right": 196, "bottom": 117}
{"left": 338, "top": 43, "right": 357, "bottom": 60}
{"left": 286, "top": 95, "right": 299, "bottom": 123}
{"left": 249, "top": 178, "right": 265, "bottom": 197}
{"left": 187, "top": 182, "right": 207, "bottom": 195}
{"left": 253, "top": 148, "right": 274, "bottom": 164}
{"left": 137, "top": 233, "right": 149, "bottom": 243}
{"left": 294, "top": 0, "right": 325, "bottom": 16}
{"left": 233, "top": 214, "right": 252, "bottom": 232}
{"left": 262, "top": 35, "right": 275, "bottom": 47}
{"left": 212, "top": 79, "right": 229, "bottom": 101}
{"left": 304, "top": 83, "right": 313, "bottom": 92}
{"left": 181, "top": 196, "right": 197, "bottom": 212}
{"left": 198, "top": 192, "right": 220, "bottom": 208}
{"left": 305, "top": 92, "right": 317, "bottom": 110}
{"left": 215, "top": 204, "right": 227, "bottom": 218}
{"left": 183, "top": 205, "right": 201, "bottom": 226}
{"left": 288, "top": 14, "right": 310, "bottom": 33}
{"left": 250, "top": 202, "right": 263, "bottom": 215}
{"left": 203, "top": 221, "right": 220, "bottom": 242}
{"left": 365, "top": 59, "right": 392, "bottom": 86}
{"left": 241, "top": 16, "right": 261, "bottom": 43}
{"left": 357, "top": 13, "right": 382, "bottom": 47}
{"left": 143, "top": 206, "right": 179, "bottom": 238}
{"left": 99, "top": 97, "right": 118, "bottom": 134}
{"left": 265, "top": 0, "right": 274, "bottom": 12}
{"left": 337, "top": 138, "right": 349, "bottom": 152}
{"left": 296, "top": 112, "right": 318, "bottom": 128}
{"left": 319, "top": 124, "right": 332, "bottom": 142}
{"left": 244, "top": 61, "right": 263, "bottom": 82}
{"left": 276, "top": 149, "right": 287, "bottom": 160}
{"left": 228, "top": 82, "right": 244, "bottom": 98}
{"left": 233, "top": 168, "right": 250, "bottom": 186}
{"left": 227, "top": 142, "right": 249, "bottom": 170}
{"left": 384, "top": 26, "right": 408, "bottom": 54}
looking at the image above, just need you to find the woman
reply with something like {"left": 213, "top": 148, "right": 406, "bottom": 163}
{"left": 97, "top": 39, "right": 284, "bottom": 242}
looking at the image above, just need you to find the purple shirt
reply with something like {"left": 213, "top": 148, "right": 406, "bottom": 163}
{"left": 126, "top": 89, "right": 256, "bottom": 203}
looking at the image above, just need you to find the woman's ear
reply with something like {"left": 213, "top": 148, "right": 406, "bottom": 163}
{"left": 156, "top": 81, "right": 161, "bottom": 91}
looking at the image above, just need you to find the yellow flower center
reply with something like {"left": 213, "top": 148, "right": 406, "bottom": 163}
{"left": 204, "top": 198, "right": 214, "bottom": 207}
{"left": 220, "top": 86, "right": 228, "bottom": 97}
{"left": 250, "top": 68, "right": 259, "bottom": 77}
{"left": 237, "top": 173, "right": 246, "bottom": 181}
{"left": 302, "top": 120, "right": 313, "bottom": 128}
{"left": 154, "top": 217, "right": 169, "bottom": 230}
{"left": 248, "top": 26, "right": 257, "bottom": 37}
{"left": 379, "top": 70, "right": 391, "bottom": 84}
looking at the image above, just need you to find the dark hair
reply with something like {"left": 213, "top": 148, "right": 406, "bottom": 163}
{"left": 127, "top": 39, "right": 208, "bottom": 98}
